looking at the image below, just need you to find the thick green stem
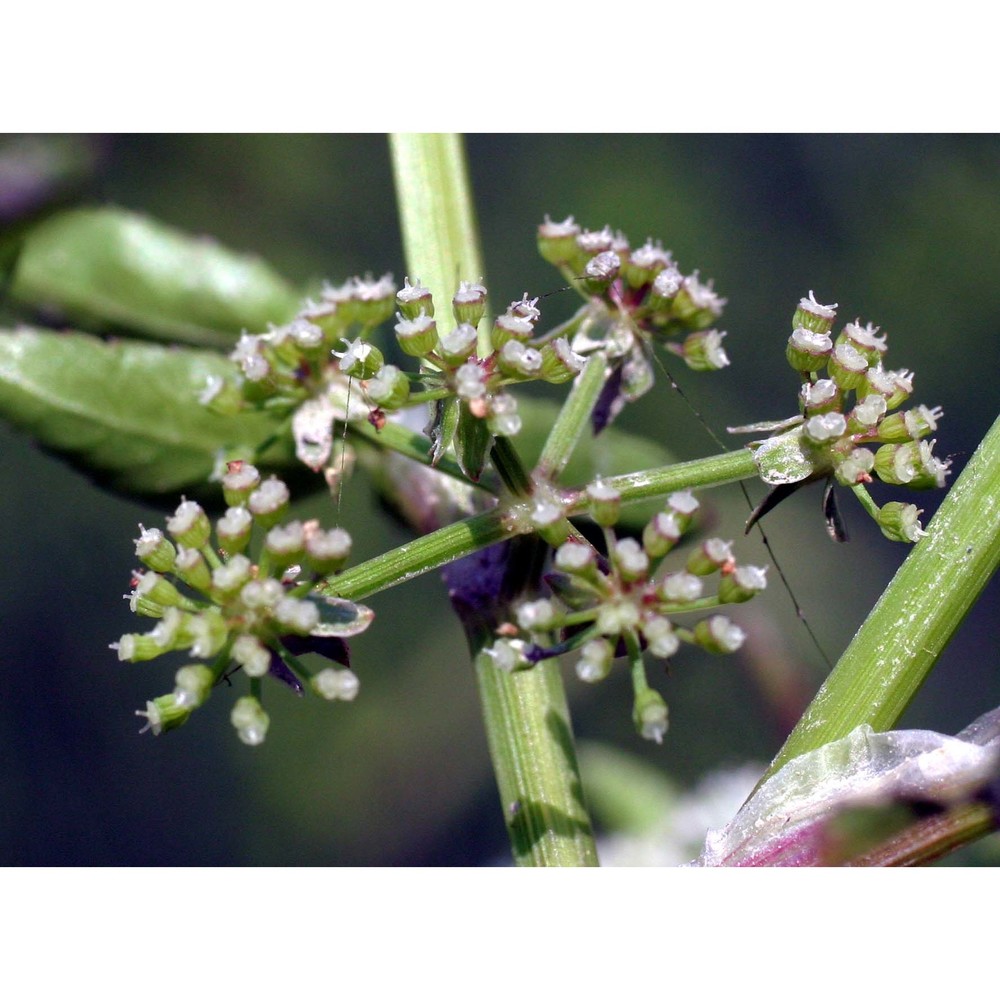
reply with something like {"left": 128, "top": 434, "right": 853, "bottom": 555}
{"left": 389, "top": 132, "right": 596, "bottom": 865}
{"left": 764, "top": 414, "right": 1000, "bottom": 780}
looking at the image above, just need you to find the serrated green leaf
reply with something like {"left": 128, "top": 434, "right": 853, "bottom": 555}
{"left": 9, "top": 206, "right": 302, "bottom": 348}
{"left": 0, "top": 327, "right": 296, "bottom": 495}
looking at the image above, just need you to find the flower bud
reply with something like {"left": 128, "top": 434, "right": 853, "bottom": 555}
{"left": 792, "top": 292, "right": 838, "bottom": 336}
{"left": 659, "top": 571, "right": 704, "bottom": 603}
{"left": 136, "top": 694, "right": 192, "bottom": 735}
{"left": 838, "top": 320, "right": 887, "bottom": 365}
{"left": 537, "top": 215, "right": 581, "bottom": 266}
{"left": 642, "top": 510, "right": 683, "bottom": 558}
{"left": 112, "top": 632, "right": 168, "bottom": 663}
{"left": 185, "top": 608, "right": 229, "bottom": 658}
{"left": 799, "top": 378, "right": 841, "bottom": 415}
{"left": 833, "top": 447, "right": 875, "bottom": 486}
{"left": 554, "top": 540, "right": 599, "bottom": 581}
{"left": 676, "top": 329, "right": 729, "bottom": 371}
{"left": 274, "top": 597, "right": 321, "bottom": 635}
{"left": 491, "top": 311, "right": 534, "bottom": 351}
{"left": 248, "top": 476, "right": 290, "bottom": 529}
{"left": 847, "top": 394, "right": 888, "bottom": 434}
{"left": 312, "top": 667, "right": 360, "bottom": 701}
{"left": 786, "top": 328, "right": 833, "bottom": 373}
{"left": 575, "top": 637, "right": 615, "bottom": 683}
{"left": 134, "top": 570, "right": 186, "bottom": 609}
{"left": 216, "top": 506, "right": 254, "bottom": 556}
{"left": 487, "top": 393, "right": 522, "bottom": 437}
{"left": 396, "top": 277, "right": 434, "bottom": 320}
{"left": 827, "top": 342, "right": 869, "bottom": 391}
{"left": 586, "top": 478, "right": 621, "bottom": 527}
{"left": 612, "top": 538, "right": 649, "bottom": 583}
{"left": 686, "top": 538, "right": 734, "bottom": 576}
{"left": 166, "top": 499, "right": 212, "bottom": 549}
{"left": 803, "top": 411, "right": 848, "bottom": 445}
{"left": 484, "top": 637, "right": 530, "bottom": 673}
{"left": 693, "top": 615, "right": 746, "bottom": 654}
{"left": 672, "top": 273, "right": 726, "bottom": 329}
{"left": 232, "top": 634, "right": 272, "bottom": 678}
{"left": 230, "top": 695, "right": 270, "bottom": 746}
{"left": 265, "top": 521, "right": 306, "bottom": 571}
{"left": 877, "top": 404, "right": 943, "bottom": 443}
{"left": 515, "top": 599, "right": 557, "bottom": 631}
{"left": 633, "top": 688, "right": 669, "bottom": 744}
{"left": 173, "top": 664, "right": 214, "bottom": 709}
{"left": 173, "top": 545, "right": 212, "bottom": 593}
{"left": 350, "top": 273, "right": 396, "bottom": 327}
{"left": 583, "top": 250, "right": 621, "bottom": 294}
{"left": 230, "top": 333, "right": 270, "bottom": 382}
{"left": 240, "top": 577, "right": 285, "bottom": 610}
{"left": 392, "top": 314, "right": 437, "bottom": 362}
{"left": 438, "top": 324, "right": 479, "bottom": 366}
{"left": 718, "top": 564, "right": 768, "bottom": 604}
{"left": 596, "top": 599, "right": 640, "bottom": 636}
{"left": 366, "top": 365, "right": 411, "bottom": 410}
{"left": 622, "top": 239, "right": 673, "bottom": 289}
{"left": 877, "top": 501, "right": 928, "bottom": 543}
{"left": 645, "top": 265, "right": 684, "bottom": 313}
{"left": 222, "top": 461, "right": 262, "bottom": 507}
{"left": 454, "top": 361, "right": 487, "bottom": 401}
{"left": 642, "top": 615, "right": 680, "bottom": 659}
{"left": 538, "top": 338, "right": 587, "bottom": 384}
{"left": 305, "top": 527, "right": 352, "bottom": 575}
{"left": 498, "top": 340, "right": 543, "bottom": 379}
{"left": 336, "top": 338, "right": 384, "bottom": 380}
{"left": 134, "top": 526, "right": 176, "bottom": 573}
{"left": 211, "top": 553, "right": 253, "bottom": 599}
{"left": 452, "top": 280, "right": 488, "bottom": 327}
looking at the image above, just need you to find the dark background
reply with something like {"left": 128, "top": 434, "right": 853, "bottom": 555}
{"left": 1, "top": 134, "right": 997, "bottom": 865}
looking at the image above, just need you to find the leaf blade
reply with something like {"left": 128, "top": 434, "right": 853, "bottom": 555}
{"left": 9, "top": 206, "right": 302, "bottom": 348}
{"left": 0, "top": 327, "right": 295, "bottom": 495}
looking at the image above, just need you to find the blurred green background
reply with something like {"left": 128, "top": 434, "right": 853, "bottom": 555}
{"left": 0, "top": 134, "right": 997, "bottom": 865}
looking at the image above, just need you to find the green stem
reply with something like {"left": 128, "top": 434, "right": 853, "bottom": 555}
{"left": 389, "top": 133, "right": 595, "bottom": 865}
{"left": 763, "top": 414, "right": 1000, "bottom": 780}
{"left": 323, "top": 446, "right": 759, "bottom": 604}
{"left": 389, "top": 133, "right": 491, "bottom": 356}
{"left": 534, "top": 353, "right": 608, "bottom": 481}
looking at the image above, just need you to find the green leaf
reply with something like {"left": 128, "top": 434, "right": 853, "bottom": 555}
{"left": 9, "top": 207, "right": 302, "bottom": 348}
{"left": 0, "top": 327, "right": 295, "bottom": 495}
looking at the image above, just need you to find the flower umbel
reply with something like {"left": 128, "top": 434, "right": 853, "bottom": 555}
{"left": 113, "top": 464, "right": 373, "bottom": 745}
{"left": 484, "top": 485, "right": 763, "bottom": 745}
{"left": 733, "top": 294, "right": 949, "bottom": 543}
